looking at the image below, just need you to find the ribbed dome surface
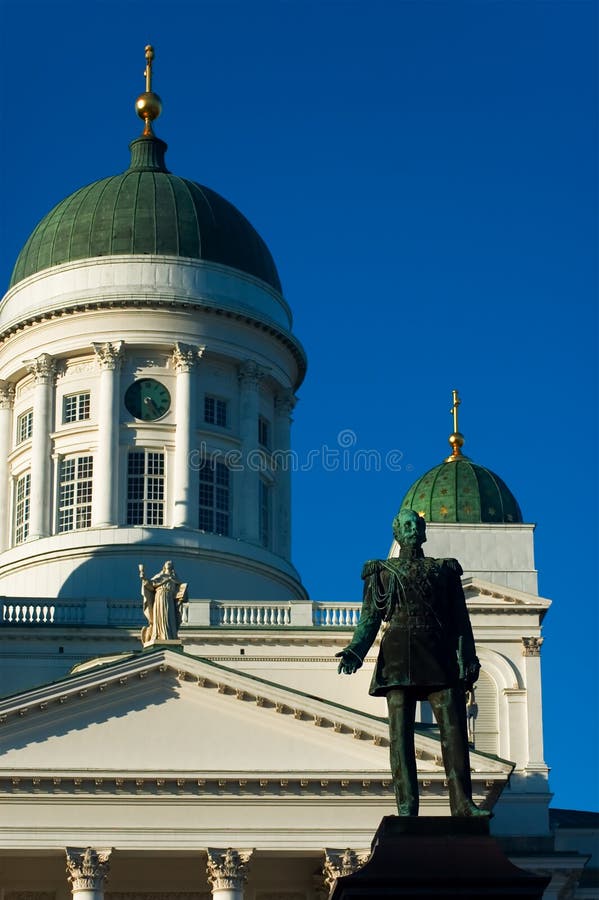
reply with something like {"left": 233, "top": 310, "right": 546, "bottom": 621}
{"left": 401, "top": 457, "right": 523, "bottom": 524}
{"left": 10, "top": 136, "right": 282, "bottom": 292}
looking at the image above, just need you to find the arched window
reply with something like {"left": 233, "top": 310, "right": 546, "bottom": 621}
{"left": 199, "top": 459, "right": 230, "bottom": 536}
{"left": 57, "top": 455, "right": 93, "bottom": 532}
{"left": 259, "top": 477, "right": 271, "bottom": 548}
{"left": 127, "top": 450, "right": 165, "bottom": 526}
{"left": 14, "top": 472, "right": 31, "bottom": 544}
{"left": 472, "top": 669, "right": 499, "bottom": 755}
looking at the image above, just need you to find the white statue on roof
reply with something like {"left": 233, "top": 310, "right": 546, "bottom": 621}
{"left": 139, "top": 561, "right": 188, "bottom": 646}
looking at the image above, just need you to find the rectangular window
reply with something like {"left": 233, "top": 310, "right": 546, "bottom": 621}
{"left": 258, "top": 416, "right": 270, "bottom": 449}
{"left": 58, "top": 455, "right": 94, "bottom": 532}
{"left": 14, "top": 472, "right": 31, "bottom": 544}
{"left": 127, "top": 450, "right": 165, "bottom": 526}
{"left": 199, "top": 459, "right": 230, "bottom": 536}
{"left": 63, "top": 392, "right": 91, "bottom": 424}
{"left": 259, "top": 478, "right": 271, "bottom": 549}
{"left": 16, "top": 409, "right": 33, "bottom": 443}
{"left": 204, "top": 396, "right": 228, "bottom": 428}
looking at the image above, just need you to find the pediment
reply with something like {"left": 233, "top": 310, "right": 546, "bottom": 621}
{"left": 0, "top": 650, "right": 511, "bottom": 785}
{"left": 462, "top": 577, "right": 551, "bottom": 614}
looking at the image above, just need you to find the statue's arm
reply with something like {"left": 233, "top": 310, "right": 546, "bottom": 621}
{"left": 446, "top": 559, "right": 480, "bottom": 689}
{"left": 336, "top": 562, "right": 384, "bottom": 674}
{"left": 140, "top": 574, "right": 155, "bottom": 621}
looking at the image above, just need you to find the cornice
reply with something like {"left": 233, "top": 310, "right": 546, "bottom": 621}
{"left": 0, "top": 296, "right": 307, "bottom": 389}
{"left": 0, "top": 772, "right": 506, "bottom": 802}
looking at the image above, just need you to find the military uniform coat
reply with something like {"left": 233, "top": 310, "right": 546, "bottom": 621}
{"left": 345, "top": 555, "right": 478, "bottom": 699}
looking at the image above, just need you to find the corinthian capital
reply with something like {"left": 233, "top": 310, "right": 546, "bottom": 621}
{"left": 323, "top": 848, "right": 369, "bottom": 889}
{"left": 24, "top": 353, "right": 56, "bottom": 385}
{"left": 92, "top": 341, "right": 124, "bottom": 371}
{"left": 206, "top": 848, "right": 253, "bottom": 891}
{"left": 238, "top": 360, "right": 266, "bottom": 389}
{"left": 522, "top": 636, "right": 544, "bottom": 657}
{"left": 172, "top": 342, "right": 205, "bottom": 373}
{"left": 66, "top": 846, "right": 112, "bottom": 891}
{"left": 275, "top": 389, "right": 297, "bottom": 418}
{"left": 0, "top": 380, "right": 15, "bottom": 410}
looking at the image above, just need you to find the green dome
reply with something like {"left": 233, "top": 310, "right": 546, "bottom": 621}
{"left": 10, "top": 136, "right": 282, "bottom": 292}
{"left": 401, "top": 456, "right": 523, "bottom": 524}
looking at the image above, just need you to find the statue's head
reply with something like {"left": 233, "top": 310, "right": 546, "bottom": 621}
{"left": 163, "top": 560, "right": 173, "bottom": 573}
{"left": 392, "top": 508, "right": 426, "bottom": 547}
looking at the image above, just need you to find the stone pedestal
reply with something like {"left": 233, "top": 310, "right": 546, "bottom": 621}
{"left": 141, "top": 638, "right": 184, "bottom": 651}
{"left": 329, "top": 817, "right": 550, "bottom": 899}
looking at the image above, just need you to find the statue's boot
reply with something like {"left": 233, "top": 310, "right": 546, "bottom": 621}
{"left": 387, "top": 688, "right": 419, "bottom": 816}
{"left": 447, "top": 779, "right": 492, "bottom": 817}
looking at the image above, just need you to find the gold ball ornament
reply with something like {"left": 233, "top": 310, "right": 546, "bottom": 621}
{"left": 135, "top": 91, "right": 162, "bottom": 126}
{"left": 448, "top": 431, "right": 465, "bottom": 457}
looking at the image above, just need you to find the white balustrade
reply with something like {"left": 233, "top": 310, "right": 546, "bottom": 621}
{"left": 2, "top": 600, "right": 85, "bottom": 625}
{"left": 107, "top": 601, "right": 145, "bottom": 626}
{"left": 2, "top": 602, "right": 55, "bottom": 624}
{"left": 312, "top": 602, "right": 361, "bottom": 627}
{"left": 1, "top": 600, "right": 85, "bottom": 625}
{"left": 214, "top": 602, "right": 292, "bottom": 627}
{"left": 1, "top": 598, "right": 361, "bottom": 629}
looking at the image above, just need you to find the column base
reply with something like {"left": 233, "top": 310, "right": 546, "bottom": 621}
{"left": 330, "top": 816, "right": 551, "bottom": 899}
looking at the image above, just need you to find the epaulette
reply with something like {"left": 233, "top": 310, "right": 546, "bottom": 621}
{"left": 442, "top": 558, "right": 464, "bottom": 577}
{"left": 361, "top": 559, "right": 382, "bottom": 580}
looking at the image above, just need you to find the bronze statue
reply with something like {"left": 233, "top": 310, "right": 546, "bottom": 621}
{"left": 337, "top": 508, "right": 489, "bottom": 818}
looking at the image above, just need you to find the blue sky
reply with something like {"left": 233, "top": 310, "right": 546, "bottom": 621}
{"left": 0, "top": 1, "right": 597, "bottom": 812}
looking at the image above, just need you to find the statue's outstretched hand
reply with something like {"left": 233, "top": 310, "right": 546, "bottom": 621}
{"left": 336, "top": 648, "right": 362, "bottom": 675}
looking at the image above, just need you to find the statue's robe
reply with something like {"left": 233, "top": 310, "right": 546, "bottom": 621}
{"left": 141, "top": 572, "right": 186, "bottom": 644}
{"left": 346, "top": 557, "right": 478, "bottom": 700}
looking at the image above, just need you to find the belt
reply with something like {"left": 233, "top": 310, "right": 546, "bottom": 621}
{"left": 391, "top": 614, "right": 432, "bottom": 629}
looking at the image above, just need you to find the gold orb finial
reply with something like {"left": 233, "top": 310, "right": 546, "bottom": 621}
{"left": 135, "top": 44, "right": 162, "bottom": 136}
{"left": 445, "top": 389, "right": 465, "bottom": 461}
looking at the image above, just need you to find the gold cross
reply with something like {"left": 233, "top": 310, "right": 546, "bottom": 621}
{"left": 450, "top": 389, "right": 461, "bottom": 433}
{"left": 144, "top": 45, "right": 155, "bottom": 93}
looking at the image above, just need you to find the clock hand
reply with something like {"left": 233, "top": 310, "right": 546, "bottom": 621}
{"left": 143, "top": 396, "right": 159, "bottom": 415}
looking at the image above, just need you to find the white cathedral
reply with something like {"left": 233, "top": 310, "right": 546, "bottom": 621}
{"left": 0, "top": 49, "right": 596, "bottom": 900}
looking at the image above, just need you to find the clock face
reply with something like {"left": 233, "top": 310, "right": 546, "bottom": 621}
{"left": 124, "top": 379, "right": 171, "bottom": 421}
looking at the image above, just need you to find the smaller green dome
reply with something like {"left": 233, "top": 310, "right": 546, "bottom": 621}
{"left": 401, "top": 457, "right": 523, "bottom": 524}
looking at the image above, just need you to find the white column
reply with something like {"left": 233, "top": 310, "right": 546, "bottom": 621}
{"left": 24, "top": 353, "right": 56, "bottom": 540}
{"left": 91, "top": 341, "right": 124, "bottom": 527}
{"left": 237, "top": 361, "right": 265, "bottom": 544}
{"left": 66, "top": 847, "right": 112, "bottom": 900}
{"left": 503, "top": 687, "right": 528, "bottom": 765}
{"left": 207, "top": 848, "right": 253, "bottom": 900}
{"left": 0, "top": 381, "right": 15, "bottom": 552}
{"left": 273, "top": 389, "right": 296, "bottom": 560}
{"left": 521, "top": 637, "right": 547, "bottom": 770}
{"left": 172, "top": 342, "right": 204, "bottom": 528}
